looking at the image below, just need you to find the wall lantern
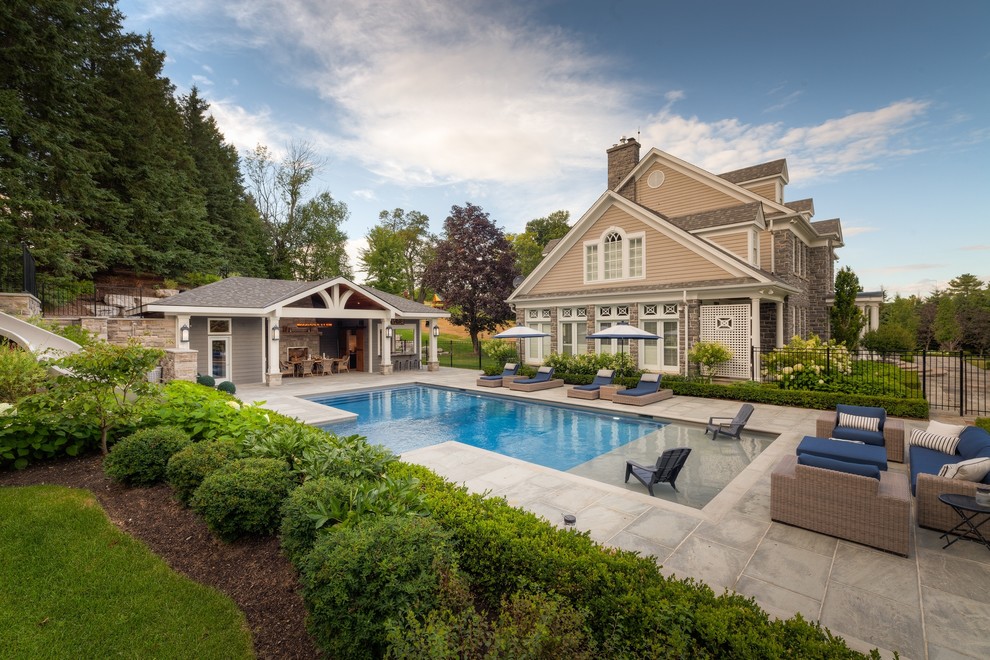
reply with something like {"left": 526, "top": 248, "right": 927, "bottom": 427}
{"left": 432, "top": 325, "right": 440, "bottom": 338}
{"left": 385, "top": 325, "right": 393, "bottom": 339}
{"left": 271, "top": 324, "right": 280, "bottom": 341}
{"left": 179, "top": 324, "right": 190, "bottom": 343}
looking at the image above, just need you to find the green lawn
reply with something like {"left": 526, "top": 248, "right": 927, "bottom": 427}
{"left": 0, "top": 486, "right": 254, "bottom": 659}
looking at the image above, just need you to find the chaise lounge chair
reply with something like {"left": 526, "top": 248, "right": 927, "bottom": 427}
{"left": 507, "top": 366, "right": 564, "bottom": 392}
{"left": 625, "top": 447, "right": 692, "bottom": 495}
{"left": 612, "top": 373, "right": 672, "bottom": 406}
{"left": 566, "top": 369, "right": 615, "bottom": 400}
{"left": 706, "top": 403, "right": 754, "bottom": 440}
{"left": 476, "top": 362, "right": 520, "bottom": 388}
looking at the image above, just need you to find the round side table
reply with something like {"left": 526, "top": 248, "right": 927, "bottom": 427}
{"left": 938, "top": 493, "right": 990, "bottom": 552}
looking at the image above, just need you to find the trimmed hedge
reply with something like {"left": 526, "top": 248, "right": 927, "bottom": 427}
{"left": 279, "top": 475, "right": 352, "bottom": 566}
{"left": 976, "top": 418, "right": 990, "bottom": 433}
{"left": 191, "top": 458, "right": 295, "bottom": 541}
{"left": 166, "top": 440, "right": 242, "bottom": 504}
{"left": 664, "top": 379, "right": 929, "bottom": 419}
{"left": 389, "top": 462, "right": 865, "bottom": 658}
{"left": 301, "top": 515, "right": 454, "bottom": 659}
{"left": 103, "top": 426, "right": 191, "bottom": 486}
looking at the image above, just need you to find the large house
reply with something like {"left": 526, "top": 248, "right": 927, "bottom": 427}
{"left": 507, "top": 138, "right": 844, "bottom": 379}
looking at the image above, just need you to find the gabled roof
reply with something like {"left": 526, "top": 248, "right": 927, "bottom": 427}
{"left": 147, "top": 276, "right": 447, "bottom": 317}
{"left": 718, "top": 159, "right": 788, "bottom": 185}
{"left": 812, "top": 218, "right": 843, "bottom": 245}
{"left": 666, "top": 201, "right": 765, "bottom": 232}
{"left": 782, "top": 198, "right": 815, "bottom": 215}
{"left": 509, "top": 191, "right": 785, "bottom": 302}
{"left": 542, "top": 238, "right": 561, "bottom": 256}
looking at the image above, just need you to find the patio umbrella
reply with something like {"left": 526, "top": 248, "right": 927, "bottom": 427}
{"left": 493, "top": 325, "right": 550, "bottom": 361}
{"left": 587, "top": 321, "right": 659, "bottom": 355}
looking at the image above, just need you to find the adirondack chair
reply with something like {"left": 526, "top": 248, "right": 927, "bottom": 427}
{"left": 706, "top": 404, "right": 754, "bottom": 440}
{"left": 624, "top": 447, "right": 692, "bottom": 495}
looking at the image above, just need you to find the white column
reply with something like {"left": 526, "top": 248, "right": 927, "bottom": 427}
{"left": 413, "top": 322, "right": 422, "bottom": 369}
{"left": 428, "top": 321, "right": 439, "bottom": 371}
{"left": 775, "top": 301, "right": 784, "bottom": 347}
{"left": 176, "top": 315, "right": 191, "bottom": 348}
{"left": 267, "top": 315, "right": 281, "bottom": 386}
{"left": 380, "top": 320, "right": 393, "bottom": 374}
{"left": 751, "top": 297, "right": 762, "bottom": 380}
{"left": 871, "top": 304, "right": 880, "bottom": 332}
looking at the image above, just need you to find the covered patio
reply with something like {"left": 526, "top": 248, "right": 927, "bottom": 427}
{"left": 145, "top": 276, "right": 449, "bottom": 386}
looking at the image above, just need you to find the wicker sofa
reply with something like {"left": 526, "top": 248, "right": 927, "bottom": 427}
{"left": 771, "top": 454, "right": 911, "bottom": 556}
{"left": 816, "top": 404, "right": 905, "bottom": 463}
{"left": 912, "top": 424, "right": 990, "bottom": 533}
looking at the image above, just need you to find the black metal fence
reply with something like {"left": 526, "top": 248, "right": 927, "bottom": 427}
{"left": 0, "top": 242, "right": 36, "bottom": 296}
{"left": 754, "top": 347, "right": 989, "bottom": 416}
{"left": 39, "top": 282, "right": 159, "bottom": 317}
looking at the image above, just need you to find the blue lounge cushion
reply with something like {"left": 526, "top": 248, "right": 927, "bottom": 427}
{"left": 957, "top": 425, "right": 990, "bottom": 460}
{"left": 831, "top": 426, "right": 884, "bottom": 446}
{"left": 573, "top": 369, "right": 615, "bottom": 391}
{"left": 836, "top": 404, "right": 886, "bottom": 427}
{"left": 909, "top": 444, "right": 962, "bottom": 495}
{"left": 478, "top": 375, "right": 502, "bottom": 381}
{"left": 514, "top": 366, "right": 553, "bottom": 385}
{"left": 622, "top": 373, "right": 661, "bottom": 396}
{"left": 798, "top": 452, "right": 881, "bottom": 480}
{"left": 797, "top": 436, "right": 887, "bottom": 470}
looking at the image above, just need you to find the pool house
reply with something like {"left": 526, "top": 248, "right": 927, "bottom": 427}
{"left": 145, "top": 276, "right": 449, "bottom": 385}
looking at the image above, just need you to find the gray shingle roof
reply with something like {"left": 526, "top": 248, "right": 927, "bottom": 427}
{"left": 718, "top": 159, "right": 787, "bottom": 184}
{"left": 784, "top": 198, "right": 814, "bottom": 214}
{"left": 542, "top": 238, "right": 561, "bottom": 256}
{"left": 812, "top": 218, "right": 841, "bottom": 237}
{"left": 151, "top": 277, "right": 444, "bottom": 316}
{"left": 666, "top": 202, "right": 763, "bottom": 232}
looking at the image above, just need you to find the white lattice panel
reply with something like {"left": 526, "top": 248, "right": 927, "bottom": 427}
{"left": 700, "top": 304, "right": 751, "bottom": 378}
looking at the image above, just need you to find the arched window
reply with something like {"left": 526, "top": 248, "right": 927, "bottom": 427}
{"left": 584, "top": 227, "right": 645, "bottom": 283}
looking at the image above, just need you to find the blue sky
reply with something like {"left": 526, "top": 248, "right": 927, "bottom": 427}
{"left": 117, "top": 0, "right": 989, "bottom": 297}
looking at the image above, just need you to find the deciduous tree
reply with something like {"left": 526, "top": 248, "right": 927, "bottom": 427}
{"left": 423, "top": 203, "right": 518, "bottom": 353}
{"left": 830, "top": 267, "right": 864, "bottom": 349}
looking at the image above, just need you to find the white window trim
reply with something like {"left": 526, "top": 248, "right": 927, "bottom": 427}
{"left": 207, "top": 317, "right": 232, "bottom": 334}
{"left": 583, "top": 226, "right": 646, "bottom": 284}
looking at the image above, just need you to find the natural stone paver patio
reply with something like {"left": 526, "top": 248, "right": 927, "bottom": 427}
{"left": 239, "top": 369, "right": 990, "bottom": 660}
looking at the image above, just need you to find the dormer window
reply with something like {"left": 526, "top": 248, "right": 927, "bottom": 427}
{"left": 584, "top": 227, "right": 645, "bottom": 283}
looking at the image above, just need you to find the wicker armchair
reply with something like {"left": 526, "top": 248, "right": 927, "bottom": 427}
{"left": 771, "top": 455, "right": 911, "bottom": 556}
{"left": 816, "top": 409, "right": 905, "bottom": 463}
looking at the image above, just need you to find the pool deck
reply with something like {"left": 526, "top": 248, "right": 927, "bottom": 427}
{"left": 238, "top": 370, "right": 990, "bottom": 659}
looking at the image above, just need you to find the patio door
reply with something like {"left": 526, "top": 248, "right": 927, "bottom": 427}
{"left": 640, "top": 320, "right": 679, "bottom": 371}
{"left": 210, "top": 337, "right": 231, "bottom": 379}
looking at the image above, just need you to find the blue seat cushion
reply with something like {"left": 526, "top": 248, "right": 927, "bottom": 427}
{"left": 572, "top": 383, "right": 600, "bottom": 391}
{"left": 621, "top": 386, "right": 654, "bottom": 396}
{"left": 836, "top": 403, "right": 886, "bottom": 427}
{"left": 831, "top": 426, "right": 884, "bottom": 446}
{"left": 798, "top": 452, "right": 881, "bottom": 480}
{"left": 797, "top": 436, "right": 887, "bottom": 471}
{"left": 908, "top": 445, "right": 962, "bottom": 495}
{"left": 957, "top": 426, "right": 990, "bottom": 460}
{"left": 479, "top": 374, "right": 502, "bottom": 381}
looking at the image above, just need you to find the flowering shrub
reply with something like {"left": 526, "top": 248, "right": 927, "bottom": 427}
{"left": 687, "top": 341, "right": 732, "bottom": 382}
{"left": 481, "top": 339, "right": 518, "bottom": 375}
{"left": 761, "top": 335, "right": 852, "bottom": 390}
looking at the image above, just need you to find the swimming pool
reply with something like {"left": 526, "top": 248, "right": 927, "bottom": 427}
{"left": 311, "top": 385, "right": 775, "bottom": 508}
{"left": 311, "top": 385, "right": 665, "bottom": 471}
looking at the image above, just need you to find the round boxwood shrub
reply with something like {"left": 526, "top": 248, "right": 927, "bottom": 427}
{"left": 166, "top": 440, "right": 242, "bottom": 504}
{"left": 279, "top": 475, "right": 352, "bottom": 566}
{"left": 103, "top": 425, "right": 191, "bottom": 485}
{"left": 301, "top": 515, "right": 455, "bottom": 659}
{"left": 216, "top": 380, "right": 236, "bottom": 395}
{"left": 191, "top": 457, "right": 295, "bottom": 541}
{"left": 196, "top": 373, "right": 216, "bottom": 387}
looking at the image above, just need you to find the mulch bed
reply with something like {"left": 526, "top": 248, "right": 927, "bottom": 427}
{"left": 0, "top": 455, "right": 320, "bottom": 659}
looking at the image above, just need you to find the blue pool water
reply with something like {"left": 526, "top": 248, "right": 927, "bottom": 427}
{"left": 311, "top": 385, "right": 666, "bottom": 471}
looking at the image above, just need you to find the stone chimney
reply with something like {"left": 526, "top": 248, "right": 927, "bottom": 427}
{"left": 607, "top": 136, "right": 640, "bottom": 201}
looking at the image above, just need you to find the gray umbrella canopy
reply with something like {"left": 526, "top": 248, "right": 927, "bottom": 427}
{"left": 494, "top": 325, "right": 551, "bottom": 339}
{"left": 586, "top": 322, "right": 659, "bottom": 340}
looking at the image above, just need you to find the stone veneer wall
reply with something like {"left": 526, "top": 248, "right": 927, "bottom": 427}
{"left": 585, "top": 305, "right": 596, "bottom": 353}
{"left": 48, "top": 317, "right": 176, "bottom": 348}
{"left": 772, "top": 230, "right": 807, "bottom": 340}
{"left": 628, "top": 305, "right": 640, "bottom": 363}
{"left": 161, "top": 348, "right": 197, "bottom": 382}
{"left": 606, "top": 138, "right": 640, "bottom": 202}
{"left": 0, "top": 293, "right": 41, "bottom": 317}
{"left": 807, "top": 243, "right": 835, "bottom": 339}
{"left": 759, "top": 301, "right": 777, "bottom": 350}
{"left": 685, "top": 299, "right": 701, "bottom": 377}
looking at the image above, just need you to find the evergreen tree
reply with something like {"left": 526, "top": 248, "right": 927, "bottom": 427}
{"left": 423, "top": 203, "right": 518, "bottom": 353}
{"left": 830, "top": 266, "right": 865, "bottom": 349}
{"left": 934, "top": 296, "right": 961, "bottom": 350}
{"left": 179, "top": 87, "right": 268, "bottom": 277}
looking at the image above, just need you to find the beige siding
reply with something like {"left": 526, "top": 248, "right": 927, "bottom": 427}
{"left": 636, "top": 163, "right": 740, "bottom": 217}
{"left": 760, "top": 231, "right": 773, "bottom": 270}
{"left": 528, "top": 205, "right": 734, "bottom": 295}
{"left": 744, "top": 181, "right": 777, "bottom": 201}
{"left": 708, "top": 231, "right": 748, "bottom": 260}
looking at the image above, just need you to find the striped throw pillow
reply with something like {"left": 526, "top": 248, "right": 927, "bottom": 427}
{"left": 838, "top": 412, "right": 881, "bottom": 433}
{"left": 938, "top": 457, "right": 990, "bottom": 481}
{"left": 909, "top": 428, "right": 960, "bottom": 455}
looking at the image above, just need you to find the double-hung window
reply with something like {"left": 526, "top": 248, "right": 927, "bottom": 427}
{"left": 584, "top": 227, "right": 645, "bottom": 284}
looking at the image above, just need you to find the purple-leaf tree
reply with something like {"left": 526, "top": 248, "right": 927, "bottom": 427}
{"left": 424, "top": 203, "right": 518, "bottom": 354}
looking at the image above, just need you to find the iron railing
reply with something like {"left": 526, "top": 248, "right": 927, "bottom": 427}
{"left": 0, "top": 242, "right": 36, "bottom": 296}
{"left": 39, "top": 282, "right": 159, "bottom": 318}
{"left": 753, "top": 346, "right": 989, "bottom": 416}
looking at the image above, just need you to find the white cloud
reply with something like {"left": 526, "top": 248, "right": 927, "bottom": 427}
{"left": 960, "top": 244, "right": 990, "bottom": 251}
{"left": 353, "top": 189, "right": 376, "bottom": 201}
{"left": 841, "top": 226, "right": 879, "bottom": 238}
{"left": 345, "top": 237, "right": 368, "bottom": 283}
{"left": 202, "top": 96, "right": 287, "bottom": 153}
{"left": 191, "top": 74, "right": 213, "bottom": 87}
{"left": 202, "top": 64, "right": 214, "bottom": 74}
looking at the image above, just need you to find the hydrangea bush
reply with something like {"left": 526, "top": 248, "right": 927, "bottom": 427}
{"left": 761, "top": 335, "right": 852, "bottom": 390}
